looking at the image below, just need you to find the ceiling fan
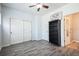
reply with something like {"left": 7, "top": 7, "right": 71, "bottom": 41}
{"left": 29, "top": 3, "right": 49, "bottom": 11}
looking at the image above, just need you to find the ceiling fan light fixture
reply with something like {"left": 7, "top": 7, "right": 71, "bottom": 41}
{"left": 36, "top": 4, "right": 42, "bottom": 8}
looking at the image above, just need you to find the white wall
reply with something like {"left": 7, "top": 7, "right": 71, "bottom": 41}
{"left": 0, "top": 4, "right": 1, "bottom": 50}
{"left": 32, "top": 15, "right": 42, "bottom": 40}
{"left": 72, "top": 13, "right": 79, "bottom": 42}
{"left": 41, "top": 3, "right": 79, "bottom": 47}
{"left": 32, "top": 15, "right": 38, "bottom": 40}
{"left": 1, "top": 5, "right": 37, "bottom": 47}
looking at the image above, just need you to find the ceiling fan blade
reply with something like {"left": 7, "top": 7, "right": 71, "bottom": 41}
{"left": 29, "top": 5, "right": 36, "bottom": 7}
{"left": 42, "top": 5, "right": 49, "bottom": 9}
{"left": 29, "top": 3, "right": 40, "bottom": 7}
{"left": 37, "top": 8, "right": 40, "bottom": 11}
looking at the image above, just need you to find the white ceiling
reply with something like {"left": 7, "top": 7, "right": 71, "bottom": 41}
{"left": 2, "top": 3, "right": 68, "bottom": 15}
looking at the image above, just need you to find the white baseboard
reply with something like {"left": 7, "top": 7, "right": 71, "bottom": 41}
{"left": 71, "top": 40, "right": 78, "bottom": 42}
{"left": 2, "top": 43, "right": 11, "bottom": 48}
{"left": 75, "top": 40, "right": 79, "bottom": 43}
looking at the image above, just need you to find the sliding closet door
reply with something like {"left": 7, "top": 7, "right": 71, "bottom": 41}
{"left": 23, "top": 21, "right": 31, "bottom": 41}
{"left": 10, "top": 19, "right": 23, "bottom": 44}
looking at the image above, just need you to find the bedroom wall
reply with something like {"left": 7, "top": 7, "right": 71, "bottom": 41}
{"left": 32, "top": 15, "right": 42, "bottom": 40}
{"left": 72, "top": 12, "right": 79, "bottom": 42}
{"left": 41, "top": 3, "right": 79, "bottom": 47}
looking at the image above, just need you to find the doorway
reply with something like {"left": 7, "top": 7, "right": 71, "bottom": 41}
{"left": 64, "top": 12, "right": 79, "bottom": 46}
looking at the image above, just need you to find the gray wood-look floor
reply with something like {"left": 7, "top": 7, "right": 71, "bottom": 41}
{"left": 0, "top": 40, "right": 79, "bottom": 56}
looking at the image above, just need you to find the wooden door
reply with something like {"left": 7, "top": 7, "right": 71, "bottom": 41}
{"left": 64, "top": 16, "right": 72, "bottom": 46}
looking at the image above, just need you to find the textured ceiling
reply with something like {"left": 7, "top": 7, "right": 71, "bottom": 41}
{"left": 2, "top": 3, "right": 68, "bottom": 15}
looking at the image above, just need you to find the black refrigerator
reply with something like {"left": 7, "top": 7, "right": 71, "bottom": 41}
{"left": 49, "top": 20, "right": 61, "bottom": 46}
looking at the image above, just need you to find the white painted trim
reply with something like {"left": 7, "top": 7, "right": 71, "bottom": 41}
{"left": 75, "top": 40, "right": 79, "bottom": 43}
{"left": 68, "top": 38, "right": 79, "bottom": 43}
{"left": 2, "top": 43, "right": 11, "bottom": 48}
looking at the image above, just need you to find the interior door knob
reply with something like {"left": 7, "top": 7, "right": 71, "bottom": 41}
{"left": 10, "top": 32, "right": 12, "bottom": 34}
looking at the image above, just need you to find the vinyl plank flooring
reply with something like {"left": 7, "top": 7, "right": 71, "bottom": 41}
{"left": 0, "top": 40, "right": 79, "bottom": 56}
